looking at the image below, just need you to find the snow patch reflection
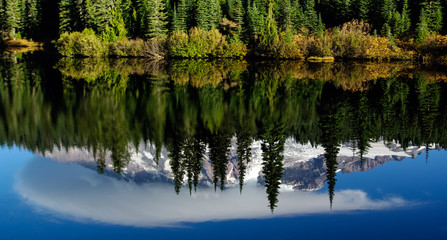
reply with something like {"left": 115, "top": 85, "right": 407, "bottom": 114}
{"left": 16, "top": 157, "right": 408, "bottom": 227}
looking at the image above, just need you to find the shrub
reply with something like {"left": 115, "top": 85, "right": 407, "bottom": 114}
{"left": 168, "top": 28, "right": 247, "bottom": 58}
{"left": 110, "top": 37, "right": 167, "bottom": 59}
{"left": 55, "top": 29, "right": 108, "bottom": 57}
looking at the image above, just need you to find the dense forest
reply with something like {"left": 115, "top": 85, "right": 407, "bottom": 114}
{"left": 1, "top": 0, "right": 447, "bottom": 59}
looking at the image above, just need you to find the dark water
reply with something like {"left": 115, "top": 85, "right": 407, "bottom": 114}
{"left": 0, "top": 53, "right": 446, "bottom": 239}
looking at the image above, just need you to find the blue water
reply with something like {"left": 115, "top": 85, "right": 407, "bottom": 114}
{"left": 1, "top": 146, "right": 446, "bottom": 240}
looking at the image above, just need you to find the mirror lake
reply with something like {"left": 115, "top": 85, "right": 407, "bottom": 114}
{"left": 0, "top": 53, "right": 446, "bottom": 239}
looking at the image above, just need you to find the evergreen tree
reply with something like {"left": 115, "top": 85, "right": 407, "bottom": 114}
{"left": 208, "top": 131, "right": 231, "bottom": 191}
{"left": 102, "top": 6, "right": 128, "bottom": 42}
{"left": 421, "top": 0, "right": 443, "bottom": 33}
{"left": 22, "top": 0, "right": 42, "bottom": 39}
{"left": 177, "top": 0, "right": 188, "bottom": 31}
{"left": 275, "top": 0, "right": 292, "bottom": 31}
{"left": 59, "top": 0, "right": 73, "bottom": 33}
{"left": 261, "top": 124, "right": 285, "bottom": 213}
{"left": 247, "top": 1, "right": 265, "bottom": 40}
{"left": 147, "top": 0, "right": 168, "bottom": 38}
{"left": 0, "top": 0, "right": 7, "bottom": 33}
{"left": 197, "top": 0, "right": 222, "bottom": 30}
{"left": 350, "top": 0, "right": 369, "bottom": 20}
{"left": 120, "top": 0, "right": 136, "bottom": 37}
{"left": 236, "top": 130, "right": 252, "bottom": 193}
{"left": 303, "top": 0, "right": 317, "bottom": 33}
{"left": 259, "top": 0, "right": 278, "bottom": 47}
{"left": 417, "top": 8, "right": 430, "bottom": 42}
{"left": 228, "top": 0, "right": 244, "bottom": 36}
{"left": 399, "top": 0, "right": 411, "bottom": 37}
{"left": 5, "top": 0, "right": 21, "bottom": 39}
{"left": 290, "top": 0, "right": 303, "bottom": 33}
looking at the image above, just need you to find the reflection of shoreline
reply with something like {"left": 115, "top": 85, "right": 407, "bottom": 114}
{"left": 39, "top": 139, "right": 431, "bottom": 191}
{"left": 15, "top": 156, "right": 408, "bottom": 228}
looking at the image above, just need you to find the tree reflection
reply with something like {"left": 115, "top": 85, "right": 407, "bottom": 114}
{"left": 2, "top": 53, "right": 447, "bottom": 211}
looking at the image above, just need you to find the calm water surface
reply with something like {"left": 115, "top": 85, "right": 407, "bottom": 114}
{"left": 0, "top": 53, "right": 446, "bottom": 239}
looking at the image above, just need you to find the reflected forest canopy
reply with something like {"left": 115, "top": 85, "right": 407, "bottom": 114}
{"left": 1, "top": 53, "right": 447, "bottom": 211}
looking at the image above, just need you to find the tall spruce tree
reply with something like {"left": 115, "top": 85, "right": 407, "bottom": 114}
{"left": 247, "top": 1, "right": 265, "bottom": 40}
{"left": 290, "top": 0, "right": 303, "bottom": 33}
{"left": 303, "top": 0, "right": 317, "bottom": 33}
{"left": 21, "top": 0, "right": 41, "bottom": 39}
{"left": 197, "top": 0, "right": 222, "bottom": 30}
{"left": 0, "top": 0, "right": 6, "bottom": 33}
{"left": 422, "top": 0, "right": 443, "bottom": 33}
{"left": 350, "top": 0, "right": 369, "bottom": 20}
{"left": 147, "top": 0, "right": 168, "bottom": 38}
{"left": 5, "top": 0, "right": 21, "bottom": 39}
{"left": 59, "top": 0, "right": 74, "bottom": 34}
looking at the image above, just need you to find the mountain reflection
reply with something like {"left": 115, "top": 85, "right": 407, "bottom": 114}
{"left": 16, "top": 157, "right": 408, "bottom": 227}
{"left": 1, "top": 53, "right": 446, "bottom": 212}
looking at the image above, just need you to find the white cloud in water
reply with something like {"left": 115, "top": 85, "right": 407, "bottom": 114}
{"left": 15, "top": 157, "right": 409, "bottom": 228}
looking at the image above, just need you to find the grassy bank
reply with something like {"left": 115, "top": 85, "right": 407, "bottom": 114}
{"left": 0, "top": 38, "right": 44, "bottom": 54}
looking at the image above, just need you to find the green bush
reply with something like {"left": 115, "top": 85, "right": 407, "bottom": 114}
{"left": 168, "top": 28, "right": 247, "bottom": 58}
{"left": 55, "top": 29, "right": 108, "bottom": 57}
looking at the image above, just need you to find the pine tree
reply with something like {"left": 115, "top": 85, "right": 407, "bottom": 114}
{"left": 399, "top": 0, "right": 411, "bottom": 37}
{"left": 147, "top": 0, "right": 168, "bottom": 38}
{"left": 350, "top": 0, "right": 369, "bottom": 20}
{"left": 197, "top": 0, "right": 222, "bottom": 30}
{"left": 136, "top": 0, "right": 152, "bottom": 38}
{"left": 0, "top": 0, "right": 7, "bottom": 33}
{"left": 59, "top": 0, "right": 74, "bottom": 34}
{"left": 259, "top": 0, "right": 278, "bottom": 47}
{"left": 422, "top": 0, "right": 443, "bottom": 33}
{"left": 290, "top": 0, "right": 303, "bottom": 33}
{"left": 303, "top": 0, "right": 317, "bottom": 33}
{"left": 102, "top": 6, "right": 127, "bottom": 42}
{"left": 120, "top": 0, "right": 136, "bottom": 37}
{"left": 171, "top": 0, "right": 188, "bottom": 32}
{"left": 417, "top": 8, "right": 430, "bottom": 42}
{"left": 275, "top": 0, "right": 292, "bottom": 31}
{"left": 261, "top": 124, "right": 285, "bottom": 213}
{"left": 177, "top": 0, "right": 188, "bottom": 31}
{"left": 228, "top": 0, "right": 244, "bottom": 36}
{"left": 21, "top": 0, "right": 42, "bottom": 39}
{"left": 247, "top": 1, "right": 265, "bottom": 40}
{"left": 5, "top": 0, "right": 22, "bottom": 39}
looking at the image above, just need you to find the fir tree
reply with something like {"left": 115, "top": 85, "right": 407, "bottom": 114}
{"left": 259, "top": 0, "right": 278, "bottom": 47}
{"left": 303, "top": 0, "right": 317, "bottom": 33}
{"left": 261, "top": 124, "right": 285, "bottom": 213}
{"left": 275, "top": 0, "right": 292, "bottom": 31}
{"left": 228, "top": 0, "right": 244, "bottom": 36}
{"left": 120, "top": 0, "right": 136, "bottom": 37}
{"left": 197, "top": 0, "right": 222, "bottom": 30}
{"left": 147, "top": 0, "right": 168, "bottom": 38}
{"left": 59, "top": 0, "right": 74, "bottom": 34}
{"left": 177, "top": 0, "right": 188, "bottom": 31}
{"left": 417, "top": 8, "right": 430, "bottom": 42}
{"left": 290, "top": 0, "right": 303, "bottom": 33}
{"left": 0, "top": 0, "right": 4, "bottom": 33}
{"left": 22, "top": 0, "right": 42, "bottom": 39}
{"left": 247, "top": 1, "right": 265, "bottom": 40}
{"left": 350, "top": 0, "right": 369, "bottom": 20}
{"left": 399, "top": 0, "right": 411, "bottom": 37}
{"left": 422, "top": 0, "right": 443, "bottom": 33}
{"left": 5, "top": 0, "right": 21, "bottom": 39}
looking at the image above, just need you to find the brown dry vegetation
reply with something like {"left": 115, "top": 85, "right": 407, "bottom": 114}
{"left": 1, "top": 38, "right": 44, "bottom": 53}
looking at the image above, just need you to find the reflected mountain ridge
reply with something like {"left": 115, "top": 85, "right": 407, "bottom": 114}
{"left": 1, "top": 53, "right": 446, "bottom": 212}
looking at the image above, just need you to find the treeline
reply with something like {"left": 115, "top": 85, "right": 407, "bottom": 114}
{"left": 2, "top": 1, "right": 447, "bottom": 58}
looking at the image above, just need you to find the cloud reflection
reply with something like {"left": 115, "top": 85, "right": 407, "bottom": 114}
{"left": 16, "top": 157, "right": 408, "bottom": 227}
